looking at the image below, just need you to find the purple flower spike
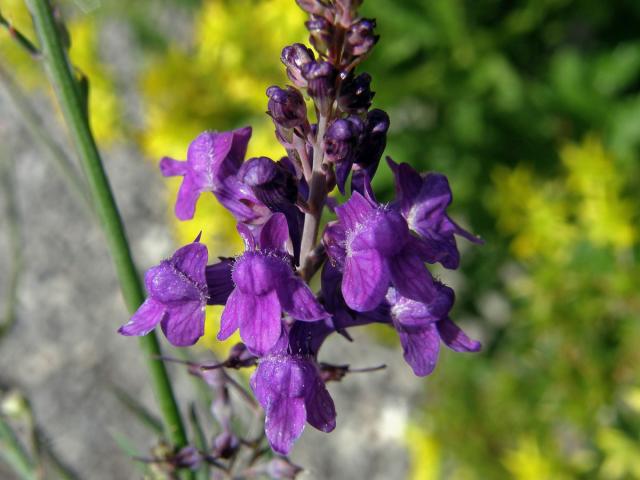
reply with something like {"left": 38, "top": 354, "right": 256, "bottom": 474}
{"left": 218, "top": 213, "right": 329, "bottom": 355}
{"left": 326, "top": 191, "right": 436, "bottom": 312}
{"left": 118, "top": 240, "right": 208, "bottom": 347}
{"left": 387, "top": 158, "right": 482, "bottom": 269}
{"left": 251, "top": 324, "right": 336, "bottom": 455}
{"left": 386, "top": 283, "right": 481, "bottom": 376}
{"left": 160, "top": 127, "right": 267, "bottom": 223}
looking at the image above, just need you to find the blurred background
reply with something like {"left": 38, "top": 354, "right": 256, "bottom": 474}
{"left": 1, "top": 0, "right": 639, "bottom": 478}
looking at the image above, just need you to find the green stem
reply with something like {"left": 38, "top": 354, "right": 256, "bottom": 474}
{"left": 25, "top": 0, "right": 189, "bottom": 454}
{"left": 0, "top": 416, "right": 36, "bottom": 480}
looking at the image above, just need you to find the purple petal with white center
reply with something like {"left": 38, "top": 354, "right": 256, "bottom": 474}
{"left": 162, "top": 300, "right": 205, "bottom": 347}
{"left": 349, "top": 209, "right": 408, "bottom": 255}
{"left": 342, "top": 248, "right": 389, "bottom": 312}
{"left": 437, "top": 317, "right": 482, "bottom": 352}
{"left": 238, "top": 289, "right": 283, "bottom": 355}
{"left": 159, "top": 157, "right": 188, "bottom": 177}
{"left": 388, "top": 250, "right": 435, "bottom": 303}
{"left": 260, "top": 212, "right": 289, "bottom": 251}
{"left": 277, "top": 276, "right": 328, "bottom": 321}
{"left": 335, "top": 191, "right": 374, "bottom": 231}
{"left": 118, "top": 298, "right": 165, "bottom": 337}
{"left": 218, "top": 288, "right": 243, "bottom": 340}
{"left": 205, "top": 258, "right": 234, "bottom": 305}
{"left": 396, "top": 322, "right": 440, "bottom": 376}
{"left": 387, "top": 157, "right": 422, "bottom": 216}
{"left": 175, "top": 175, "right": 201, "bottom": 220}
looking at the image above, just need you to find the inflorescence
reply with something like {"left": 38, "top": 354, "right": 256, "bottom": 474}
{"left": 118, "top": 0, "right": 482, "bottom": 462}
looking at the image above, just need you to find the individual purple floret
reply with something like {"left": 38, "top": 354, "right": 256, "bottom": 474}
{"left": 159, "top": 127, "right": 268, "bottom": 223}
{"left": 324, "top": 189, "right": 436, "bottom": 312}
{"left": 251, "top": 321, "right": 336, "bottom": 454}
{"left": 385, "top": 283, "right": 481, "bottom": 376}
{"left": 218, "top": 213, "right": 329, "bottom": 355}
{"left": 387, "top": 158, "right": 483, "bottom": 269}
{"left": 118, "top": 238, "right": 208, "bottom": 346}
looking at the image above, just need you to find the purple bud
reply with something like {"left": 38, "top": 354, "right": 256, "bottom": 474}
{"left": 281, "top": 43, "right": 315, "bottom": 88}
{"left": 338, "top": 72, "right": 374, "bottom": 114}
{"left": 238, "top": 157, "right": 298, "bottom": 210}
{"left": 345, "top": 18, "right": 378, "bottom": 57}
{"left": 213, "top": 431, "right": 240, "bottom": 459}
{"left": 266, "top": 457, "right": 304, "bottom": 479}
{"left": 302, "top": 61, "right": 337, "bottom": 114}
{"left": 173, "top": 446, "right": 202, "bottom": 470}
{"left": 324, "top": 116, "right": 364, "bottom": 163}
{"left": 305, "top": 16, "right": 333, "bottom": 56}
{"left": 355, "top": 108, "right": 390, "bottom": 168}
{"left": 266, "top": 86, "right": 308, "bottom": 129}
{"left": 334, "top": 0, "right": 363, "bottom": 27}
{"left": 296, "top": 0, "right": 333, "bottom": 20}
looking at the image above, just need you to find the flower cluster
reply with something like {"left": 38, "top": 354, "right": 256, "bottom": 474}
{"left": 119, "top": 0, "right": 482, "bottom": 458}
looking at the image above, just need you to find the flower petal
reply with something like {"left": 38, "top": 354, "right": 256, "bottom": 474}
{"left": 145, "top": 262, "right": 201, "bottom": 304}
{"left": 342, "top": 248, "right": 389, "bottom": 312}
{"left": 162, "top": 300, "right": 205, "bottom": 347}
{"left": 159, "top": 156, "right": 188, "bottom": 177}
{"left": 389, "top": 250, "right": 435, "bottom": 304}
{"left": 170, "top": 241, "right": 208, "bottom": 285}
{"left": 436, "top": 317, "right": 481, "bottom": 352}
{"left": 305, "top": 374, "right": 336, "bottom": 433}
{"left": 218, "top": 288, "right": 243, "bottom": 340}
{"left": 118, "top": 298, "right": 165, "bottom": 337}
{"left": 335, "top": 191, "right": 374, "bottom": 231}
{"left": 259, "top": 212, "right": 289, "bottom": 251}
{"left": 175, "top": 175, "right": 201, "bottom": 221}
{"left": 239, "top": 290, "right": 283, "bottom": 355}
{"left": 277, "top": 276, "right": 328, "bottom": 321}
{"left": 387, "top": 157, "right": 422, "bottom": 216}
{"left": 396, "top": 322, "right": 440, "bottom": 376}
{"left": 265, "top": 398, "right": 306, "bottom": 455}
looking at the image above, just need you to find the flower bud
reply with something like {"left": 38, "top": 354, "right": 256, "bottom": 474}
{"left": 355, "top": 108, "right": 390, "bottom": 168}
{"left": 266, "top": 457, "right": 304, "bottom": 479}
{"left": 174, "top": 446, "right": 202, "bottom": 470}
{"left": 239, "top": 156, "right": 298, "bottom": 210}
{"left": 296, "top": 0, "right": 333, "bottom": 21}
{"left": 306, "top": 16, "right": 333, "bottom": 56}
{"left": 345, "top": 18, "right": 378, "bottom": 57}
{"left": 266, "top": 86, "right": 308, "bottom": 129}
{"left": 338, "top": 72, "right": 374, "bottom": 114}
{"left": 324, "top": 116, "right": 363, "bottom": 163}
{"left": 281, "top": 43, "right": 315, "bottom": 88}
{"left": 213, "top": 431, "right": 240, "bottom": 459}
{"left": 302, "top": 61, "right": 337, "bottom": 114}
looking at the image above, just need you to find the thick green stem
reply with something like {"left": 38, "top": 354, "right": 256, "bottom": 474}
{"left": 26, "top": 0, "right": 188, "bottom": 452}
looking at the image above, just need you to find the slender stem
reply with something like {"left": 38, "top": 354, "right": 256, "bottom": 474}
{"left": 0, "top": 11, "right": 41, "bottom": 58}
{"left": 0, "top": 416, "right": 36, "bottom": 480}
{"left": 299, "top": 114, "right": 329, "bottom": 273}
{"left": 26, "top": 0, "right": 189, "bottom": 456}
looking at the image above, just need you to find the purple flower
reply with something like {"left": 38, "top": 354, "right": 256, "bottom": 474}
{"left": 159, "top": 127, "right": 268, "bottom": 222}
{"left": 251, "top": 322, "right": 336, "bottom": 455}
{"left": 218, "top": 213, "right": 329, "bottom": 355}
{"left": 324, "top": 190, "right": 436, "bottom": 312}
{"left": 387, "top": 158, "right": 482, "bottom": 269}
{"left": 118, "top": 239, "right": 208, "bottom": 347}
{"left": 385, "top": 283, "right": 481, "bottom": 376}
{"left": 281, "top": 43, "right": 315, "bottom": 89}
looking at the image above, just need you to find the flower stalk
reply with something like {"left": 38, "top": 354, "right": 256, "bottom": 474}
{"left": 25, "top": 0, "right": 188, "bottom": 454}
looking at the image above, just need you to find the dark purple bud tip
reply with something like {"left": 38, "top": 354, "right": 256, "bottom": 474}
{"left": 296, "top": 0, "right": 333, "bottom": 20}
{"left": 281, "top": 43, "right": 315, "bottom": 88}
{"left": 302, "top": 61, "right": 337, "bottom": 114}
{"left": 213, "top": 431, "right": 240, "bottom": 459}
{"left": 346, "top": 18, "right": 379, "bottom": 57}
{"left": 338, "top": 72, "right": 374, "bottom": 114}
{"left": 267, "top": 86, "right": 308, "bottom": 129}
{"left": 324, "top": 116, "right": 364, "bottom": 163}
{"left": 306, "top": 16, "right": 333, "bottom": 56}
{"left": 355, "top": 108, "right": 390, "bottom": 169}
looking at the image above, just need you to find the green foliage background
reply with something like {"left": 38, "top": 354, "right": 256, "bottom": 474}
{"left": 3, "top": 0, "right": 640, "bottom": 478}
